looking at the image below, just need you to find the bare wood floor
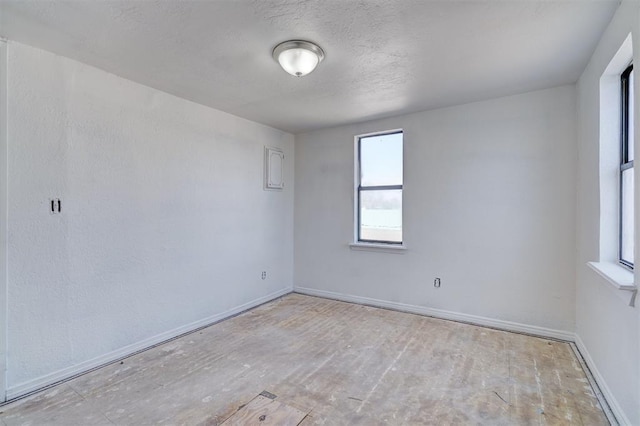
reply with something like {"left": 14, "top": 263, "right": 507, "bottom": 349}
{"left": 0, "top": 294, "right": 608, "bottom": 425}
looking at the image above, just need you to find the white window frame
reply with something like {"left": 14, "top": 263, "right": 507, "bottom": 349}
{"left": 588, "top": 34, "right": 637, "bottom": 306}
{"left": 619, "top": 63, "right": 634, "bottom": 269}
{"left": 352, "top": 129, "right": 405, "bottom": 249}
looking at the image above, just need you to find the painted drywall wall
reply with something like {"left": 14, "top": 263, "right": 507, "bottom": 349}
{"left": 294, "top": 85, "right": 577, "bottom": 333}
{"left": 0, "top": 40, "right": 8, "bottom": 398}
{"left": 6, "top": 41, "right": 294, "bottom": 394}
{"left": 575, "top": 1, "right": 640, "bottom": 424}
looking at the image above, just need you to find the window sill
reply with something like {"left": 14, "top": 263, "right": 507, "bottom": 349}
{"left": 587, "top": 261, "right": 637, "bottom": 307}
{"left": 587, "top": 261, "right": 635, "bottom": 289}
{"left": 349, "top": 242, "right": 407, "bottom": 254}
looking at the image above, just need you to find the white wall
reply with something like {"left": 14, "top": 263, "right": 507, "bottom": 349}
{"left": 576, "top": 1, "right": 640, "bottom": 424}
{"left": 0, "top": 40, "right": 8, "bottom": 397}
{"left": 294, "top": 85, "right": 577, "bottom": 334}
{"left": 6, "top": 41, "right": 294, "bottom": 395}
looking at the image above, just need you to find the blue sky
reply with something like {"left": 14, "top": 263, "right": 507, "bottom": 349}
{"left": 360, "top": 132, "right": 403, "bottom": 186}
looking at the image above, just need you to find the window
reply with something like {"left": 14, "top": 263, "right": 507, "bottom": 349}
{"left": 620, "top": 64, "right": 634, "bottom": 268}
{"left": 589, "top": 35, "right": 636, "bottom": 299}
{"left": 355, "top": 130, "right": 403, "bottom": 244}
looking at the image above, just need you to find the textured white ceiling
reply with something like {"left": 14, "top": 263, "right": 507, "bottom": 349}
{"left": 0, "top": 0, "right": 618, "bottom": 133}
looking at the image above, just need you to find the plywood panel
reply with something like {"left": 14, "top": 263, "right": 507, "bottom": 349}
{"left": 223, "top": 394, "right": 307, "bottom": 425}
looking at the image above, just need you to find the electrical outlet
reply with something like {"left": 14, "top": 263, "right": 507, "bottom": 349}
{"left": 261, "top": 271, "right": 267, "bottom": 280}
{"left": 434, "top": 277, "right": 441, "bottom": 288}
{"left": 49, "top": 198, "right": 61, "bottom": 214}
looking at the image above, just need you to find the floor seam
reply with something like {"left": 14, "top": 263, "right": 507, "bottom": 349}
{"left": 67, "top": 384, "right": 117, "bottom": 425}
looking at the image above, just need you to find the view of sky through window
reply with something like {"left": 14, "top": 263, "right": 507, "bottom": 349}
{"left": 360, "top": 133, "right": 403, "bottom": 186}
{"left": 359, "top": 132, "right": 403, "bottom": 243}
{"left": 621, "top": 68, "right": 634, "bottom": 266}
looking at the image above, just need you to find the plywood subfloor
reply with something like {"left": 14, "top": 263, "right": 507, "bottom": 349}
{"left": 0, "top": 294, "right": 608, "bottom": 425}
{"left": 222, "top": 393, "right": 308, "bottom": 425}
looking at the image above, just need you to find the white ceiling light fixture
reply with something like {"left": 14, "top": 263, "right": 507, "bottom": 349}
{"left": 272, "top": 40, "right": 325, "bottom": 77}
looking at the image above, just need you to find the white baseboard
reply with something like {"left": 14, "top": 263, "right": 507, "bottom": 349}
{"left": 6, "top": 287, "right": 292, "bottom": 401}
{"left": 574, "top": 334, "right": 631, "bottom": 426}
{"left": 294, "top": 287, "right": 575, "bottom": 341}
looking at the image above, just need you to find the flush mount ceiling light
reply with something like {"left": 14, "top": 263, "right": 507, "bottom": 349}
{"left": 272, "top": 40, "right": 325, "bottom": 77}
